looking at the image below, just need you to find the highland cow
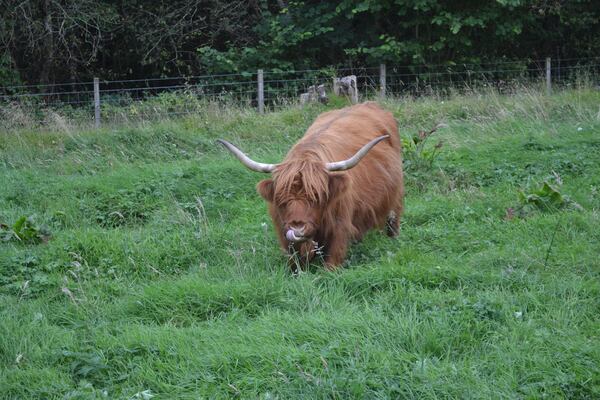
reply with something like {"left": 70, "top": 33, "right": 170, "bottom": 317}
{"left": 218, "top": 102, "right": 404, "bottom": 269}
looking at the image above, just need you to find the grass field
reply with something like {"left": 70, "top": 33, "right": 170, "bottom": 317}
{"left": 1, "top": 89, "right": 600, "bottom": 399}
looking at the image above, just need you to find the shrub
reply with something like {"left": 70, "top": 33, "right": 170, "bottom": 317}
{"left": 1, "top": 215, "right": 51, "bottom": 244}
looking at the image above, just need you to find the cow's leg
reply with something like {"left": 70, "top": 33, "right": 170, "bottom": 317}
{"left": 386, "top": 198, "right": 404, "bottom": 237}
{"left": 385, "top": 211, "right": 399, "bottom": 237}
{"left": 323, "top": 235, "right": 349, "bottom": 270}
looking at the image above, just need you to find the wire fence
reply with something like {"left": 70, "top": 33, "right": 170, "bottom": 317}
{"left": 1, "top": 57, "right": 599, "bottom": 130}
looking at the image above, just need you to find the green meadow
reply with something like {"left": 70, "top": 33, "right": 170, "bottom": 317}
{"left": 1, "top": 89, "right": 599, "bottom": 399}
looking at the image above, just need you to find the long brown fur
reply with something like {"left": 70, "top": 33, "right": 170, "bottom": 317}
{"left": 256, "top": 101, "right": 404, "bottom": 269}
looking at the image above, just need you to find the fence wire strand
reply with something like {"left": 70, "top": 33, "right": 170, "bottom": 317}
{"left": 1, "top": 58, "right": 599, "bottom": 130}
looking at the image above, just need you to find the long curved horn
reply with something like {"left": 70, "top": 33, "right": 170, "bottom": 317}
{"left": 217, "top": 139, "right": 277, "bottom": 173}
{"left": 326, "top": 135, "right": 390, "bottom": 171}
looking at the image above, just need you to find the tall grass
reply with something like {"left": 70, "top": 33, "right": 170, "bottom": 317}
{"left": 2, "top": 77, "right": 598, "bottom": 132}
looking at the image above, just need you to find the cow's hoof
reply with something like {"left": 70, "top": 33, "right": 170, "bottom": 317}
{"left": 386, "top": 216, "right": 399, "bottom": 237}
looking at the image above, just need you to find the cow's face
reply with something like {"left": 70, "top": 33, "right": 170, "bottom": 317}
{"left": 278, "top": 198, "right": 321, "bottom": 241}
{"left": 257, "top": 173, "right": 347, "bottom": 243}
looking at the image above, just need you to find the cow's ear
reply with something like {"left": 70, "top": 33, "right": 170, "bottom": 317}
{"left": 328, "top": 174, "right": 348, "bottom": 202}
{"left": 257, "top": 179, "right": 275, "bottom": 202}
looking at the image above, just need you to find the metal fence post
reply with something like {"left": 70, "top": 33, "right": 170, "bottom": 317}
{"left": 379, "top": 64, "right": 386, "bottom": 99}
{"left": 545, "top": 57, "right": 552, "bottom": 95}
{"left": 257, "top": 69, "right": 264, "bottom": 114}
{"left": 93, "top": 77, "right": 101, "bottom": 128}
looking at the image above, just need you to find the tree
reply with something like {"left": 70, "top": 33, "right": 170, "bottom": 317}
{"left": 0, "top": 0, "right": 117, "bottom": 86}
{"left": 1, "top": 0, "right": 599, "bottom": 86}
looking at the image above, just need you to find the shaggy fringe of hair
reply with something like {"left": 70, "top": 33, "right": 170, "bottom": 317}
{"left": 273, "top": 155, "right": 330, "bottom": 204}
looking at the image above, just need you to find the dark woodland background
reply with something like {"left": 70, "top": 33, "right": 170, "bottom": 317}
{"left": 1, "top": 0, "right": 599, "bottom": 87}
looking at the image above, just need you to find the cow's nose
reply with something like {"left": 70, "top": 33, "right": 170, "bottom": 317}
{"left": 288, "top": 222, "right": 305, "bottom": 234}
{"left": 293, "top": 227, "right": 305, "bottom": 236}
{"left": 285, "top": 224, "right": 306, "bottom": 242}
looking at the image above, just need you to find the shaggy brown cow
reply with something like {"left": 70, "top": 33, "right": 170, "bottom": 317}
{"left": 218, "top": 101, "right": 404, "bottom": 269}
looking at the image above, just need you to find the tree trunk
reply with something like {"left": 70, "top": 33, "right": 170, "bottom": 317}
{"left": 38, "top": 0, "right": 55, "bottom": 88}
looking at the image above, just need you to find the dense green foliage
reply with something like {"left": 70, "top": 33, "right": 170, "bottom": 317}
{"left": 1, "top": 89, "right": 600, "bottom": 398}
{"left": 1, "top": 0, "right": 599, "bottom": 86}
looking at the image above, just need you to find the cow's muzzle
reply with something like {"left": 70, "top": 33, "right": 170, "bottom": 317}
{"left": 285, "top": 228, "right": 307, "bottom": 243}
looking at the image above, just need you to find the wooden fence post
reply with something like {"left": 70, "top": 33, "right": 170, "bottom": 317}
{"left": 93, "top": 77, "right": 100, "bottom": 128}
{"left": 257, "top": 69, "right": 264, "bottom": 114}
{"left": 546, "top": 57, "right": 552, "bottom": 95}
{"left": 379, "top": 64, "right": 386, "bottom": 99}
{"left": 333, "top": 77, "right": 340, "bottom": 95}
